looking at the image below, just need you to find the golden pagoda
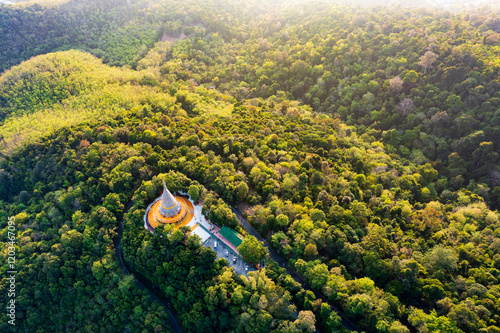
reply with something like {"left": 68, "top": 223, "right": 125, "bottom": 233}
{"left": 145, "top": 180, "right": 194, "bottom": 231}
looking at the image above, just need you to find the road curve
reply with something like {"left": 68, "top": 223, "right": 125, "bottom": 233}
{"left": 232, "top": 207, "right": 358, "bottom": 332}
{"left": 114, "top": 200, "right": 183, "bottom": 333}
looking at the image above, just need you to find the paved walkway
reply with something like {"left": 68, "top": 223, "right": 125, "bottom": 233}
{"left": 178, "top": 194, "right": 242, "bottom": 257}
{"left": 191, "top": 200, "right": 212, "bottom": 230}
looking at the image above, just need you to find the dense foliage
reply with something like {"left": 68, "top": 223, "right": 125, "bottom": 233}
{"left": 1, "top": 0, "right": 500, "bottom": 332}
{"left": 151, "top": 3, "right": 500, "bottom": 210}
{"left": 0, "top": 0, "right": 274, "bottom": 73}
{"left": 2, "top": 0, "right": 500, "bottom": 207}
{"left": 0, "top": 0, "right": 158, "bottom": 72}
{"left": 0, "top": 92, "right": 347, "bottom": 332}
{"left": 0, "top": 125, "right": 175, "bottom": 331}
{"left": 122, "top": 173, "right": 325, "bottom": 332}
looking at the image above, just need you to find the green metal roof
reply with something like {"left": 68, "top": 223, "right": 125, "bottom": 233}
{"left": 220, "top": 226, "right": 243, "bottom": 248}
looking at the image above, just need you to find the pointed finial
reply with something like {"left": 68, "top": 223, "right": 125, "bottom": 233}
{"left": 159, "top": 179, "right": 181, "bottom": 217}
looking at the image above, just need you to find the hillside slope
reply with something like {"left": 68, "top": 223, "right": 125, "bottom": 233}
{"left": 1, "top": 1, "right": 500, "bottom": 332}
{"left": 150, "top": 3, "right": 500, "bottom": 208}
{"left": 1, "top": 70, "right": 500, "bottom": 331}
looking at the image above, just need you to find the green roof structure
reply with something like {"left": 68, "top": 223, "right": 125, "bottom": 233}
{"left": 220, "top": 226, "right": 243, "bottom": 248}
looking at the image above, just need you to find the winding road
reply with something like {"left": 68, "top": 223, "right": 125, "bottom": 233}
{"left": 232, "top": 207, "right": 358, "bottom": 332}
{"left": 114, "top": 201, "right": 183, "bottom": 333}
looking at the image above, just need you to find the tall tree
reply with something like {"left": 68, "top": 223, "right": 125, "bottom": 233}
{"left": 237, "top": 235, "right": 268, "bottom": 266}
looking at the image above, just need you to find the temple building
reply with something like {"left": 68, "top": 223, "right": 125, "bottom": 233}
{"left": 144, "top": 180, "right": 194, "bottom": 231}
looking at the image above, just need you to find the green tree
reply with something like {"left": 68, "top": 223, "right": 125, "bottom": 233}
{"left": 294, "top": 311, "right": 316, "bottom": 333}
{"left": 276, "top": 214, "right": 290, "bottom": 229}
{"left": 237, "top": 235, "right": 268, "bottom": 265}
{"left": 303, "top": 243, "right": 318, "bottom": 260}
{"left": 424, "top": 245, "right": 458, "bottom": 276}
{"left": 188, "top": 184, "right": 201, "bottom": 202}
{"left": 237, "top": 182, "right": 249, "bottom": 202}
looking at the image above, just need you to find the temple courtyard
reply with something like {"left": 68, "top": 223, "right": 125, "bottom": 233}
{"left": 143, "top": 181, "right": 255, "bottom": 277}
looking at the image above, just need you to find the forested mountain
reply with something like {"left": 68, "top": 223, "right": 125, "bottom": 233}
{"left": 150, "top": 3, "right": 500, "bottom": 210}
{"left": 1, "top": 0, "right": 500, "bottom": 332}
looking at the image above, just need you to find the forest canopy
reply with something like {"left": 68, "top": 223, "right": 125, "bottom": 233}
{"left": 1, "top": 0, "right": 500, "bottom": 332}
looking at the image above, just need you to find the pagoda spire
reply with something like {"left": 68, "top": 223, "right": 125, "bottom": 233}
{"left": 159, "top": 180, "right": 181, "bottom": 217}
